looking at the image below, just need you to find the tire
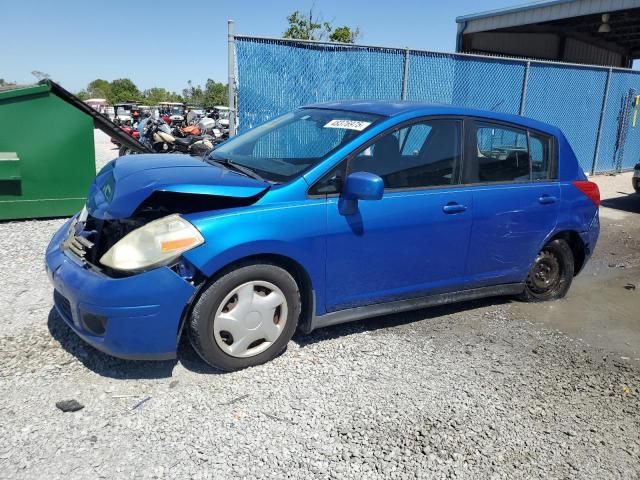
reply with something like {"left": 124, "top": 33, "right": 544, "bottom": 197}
{"left": 188, "top": 263, "right": 301, "bottom": 371}
{"left": 518, "top": 238, "right": 574, "bottom": 302}
{"left": 633, "top": 177, "right": 640, "bottom": 193}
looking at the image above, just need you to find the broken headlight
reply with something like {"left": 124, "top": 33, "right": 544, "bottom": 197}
{"left": 99, "top": 214, "right": 204, "bottom": 272}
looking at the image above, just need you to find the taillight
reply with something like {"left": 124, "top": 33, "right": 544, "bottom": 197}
{"left": 572, "top": 180, "right": 600, "bottom": 207}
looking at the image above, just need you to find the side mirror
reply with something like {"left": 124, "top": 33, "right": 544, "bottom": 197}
{"left": 339, "top": 171, "right": 384, "bottom": 215}
{"left": 342, "top": 171, "right": 384, "bottom": 201}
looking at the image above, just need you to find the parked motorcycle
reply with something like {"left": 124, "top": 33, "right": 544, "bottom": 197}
{"left": 173, "top": 117, "right": 223, "bottom": 141}
{"left": 134, "top": 117, "right": 216, "bottom": 157}
{"left": 111, "top": 125, "right": 140, "bottom": 148}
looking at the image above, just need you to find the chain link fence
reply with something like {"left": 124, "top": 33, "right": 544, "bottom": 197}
{"left": 233, "top": 35, "right": 640, "bottom": 174}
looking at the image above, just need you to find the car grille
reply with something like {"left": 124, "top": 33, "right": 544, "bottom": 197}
{"left": 61, "top": 216, "right": 99, "bottom": 265}
{"left": 54, "top": 290, "right": 73, "bottom": 321}
{"left": 63, "top": 229, "right": 95, "bottom": 262}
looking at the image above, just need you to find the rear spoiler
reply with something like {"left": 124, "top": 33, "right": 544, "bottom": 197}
{"left": 40, "top": 80, "right": 151, "bottom": 154}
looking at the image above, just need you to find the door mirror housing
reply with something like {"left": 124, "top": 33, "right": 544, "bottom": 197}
{"left": 342, "top": 171, "right": 384, "bottom": 201}
{"left": 339, "top": 171, "right": 384, "bottom": 215}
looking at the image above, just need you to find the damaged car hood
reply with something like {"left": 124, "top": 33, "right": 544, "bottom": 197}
{"left": 87, "top": 154, "right": 270, "bottom": 219}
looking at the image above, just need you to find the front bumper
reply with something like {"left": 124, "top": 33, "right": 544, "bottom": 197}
{"left": 45, "top": 218, "right": 196, "bottom": 360}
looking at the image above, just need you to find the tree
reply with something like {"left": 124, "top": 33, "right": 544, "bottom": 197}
{"left": 283, "top": 10, "right": 330, "bottom": 41}
{"left": 109, "top": 78, "right": 141, "bottom": 103}
{"left": 203, "top": 79, "right": 228, "bottom": 107}
{"left": 143, "top": 87, "right": 169, "bottom": 105}
{"left": 181, "top": 79, "right": 227, "bottom": 107}
{"left": 329, "top": 26, "right": 360, "bottom": 43}
{"left": 87, "top": 79, "right": 112, "bottom": 100}
{"left": 142, "top": 87, "right": 184, "bottom": 105}
{"left": 76, "top": 90, "right": 89, "bottom": 101}
{"left": 283, "top": 9, "right": 360, "bottom": 43}
{"left": 182, "top": 80, "right": 205, "bottom": 106}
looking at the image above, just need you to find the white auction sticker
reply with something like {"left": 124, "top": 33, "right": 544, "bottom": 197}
{"left": 324, "top": 119, "right": 371, "bottom": 131}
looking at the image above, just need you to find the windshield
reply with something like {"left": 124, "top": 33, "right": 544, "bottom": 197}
{"left": 217, "top": 110, "right": 230, "bottom": 119}
{"left": 170, "top": 106, "right": 183, "bottom": 116}
{"left": 210, "top": 108, "right": 381, "bottom": 182}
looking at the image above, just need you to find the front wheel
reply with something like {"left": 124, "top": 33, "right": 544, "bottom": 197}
{"left": 519, "top": 239, "right": 574, "bottom": 302}
{"left": 188, "top": 263, "right": 301, "bottom": 371}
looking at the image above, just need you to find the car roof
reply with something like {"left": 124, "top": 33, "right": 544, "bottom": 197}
{"left": 305, "top": 100, "right": 561, "bottom": 136}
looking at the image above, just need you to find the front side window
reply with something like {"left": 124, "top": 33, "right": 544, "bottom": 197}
{"left": 350, "top": 119, "right": 461, "bottom": 189}
{"left": 473, "top": 125, "right": 530, "bottom": 183}
{"left": 211, "top": 108, "right": 381, "bottom": 182}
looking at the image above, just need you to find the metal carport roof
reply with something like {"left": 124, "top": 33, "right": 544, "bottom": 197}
{"left": 456, "top": 0, "right": 640, "bottom": 67}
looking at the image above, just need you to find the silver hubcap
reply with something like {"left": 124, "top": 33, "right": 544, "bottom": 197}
{"left": 213, "top": 281, "right": 288, "bottom": 358}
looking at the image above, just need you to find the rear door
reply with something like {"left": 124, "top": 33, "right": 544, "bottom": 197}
{"left": 463, "top": 120, "right": 560, "bottom": 287}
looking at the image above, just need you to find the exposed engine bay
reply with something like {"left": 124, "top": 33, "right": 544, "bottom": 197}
{"left": 64, "top": 189, "right": 266, "bottom": 276}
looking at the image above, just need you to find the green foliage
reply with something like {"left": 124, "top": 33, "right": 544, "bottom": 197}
{"left": 283, "top": 10, "right": 360, "bottom": 43}
{"left": 182, "top": 80, "right": 203, "bottom": 105}
{"left": 204, "top": 79, "right": 228, "bottom": 107}
{"left": 182, "top": 79, "right": 228, "bottom": 107}
{"left": 329, "top": 26, "right": 360, "bottom": 43}
{"left": 87, "top": 79, "right": 112, "bottom": 100}
{"left": 77, "top": 78, "right": 226, "bottom": 107}
{"left": 142, "top": 87, "right": 175, "bottom": 106}
{"left": 109, "top": 78, "right": 141, "bottom": 103}
{"left": 283, "top": 10, "right": 331, "bottom": 41}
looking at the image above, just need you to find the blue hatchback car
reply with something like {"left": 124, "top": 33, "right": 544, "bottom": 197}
{"left": 46, "top": 101, "right": 600, "bottom": 371}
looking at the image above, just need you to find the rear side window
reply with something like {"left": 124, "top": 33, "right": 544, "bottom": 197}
{"left": 474, "top": 125, "right": 530, "bottom": 183}
{"left": 529, "top": 132, "right": 553, "bottom": 180}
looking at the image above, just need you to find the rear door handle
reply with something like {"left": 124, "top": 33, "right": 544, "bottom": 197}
{"left": 538, "top": 195, "right": 557, "bottom": 205}
{"left": 443, "top": 202, "right": 467, "bottom": 214}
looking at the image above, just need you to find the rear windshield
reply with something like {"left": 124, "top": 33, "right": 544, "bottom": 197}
{"left": 210, "top": 108, "right": 382, "bottom": 182}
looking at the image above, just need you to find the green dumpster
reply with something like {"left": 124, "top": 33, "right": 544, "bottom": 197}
{"left": 0, "top": 83, "right": 96, "bottom": 220}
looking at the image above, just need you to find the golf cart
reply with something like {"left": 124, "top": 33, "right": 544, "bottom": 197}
{"left": 113, "top": 102, "right": 138, "bottom": 126}
{"left": 159, "top": 102, "right": 186, "bottom": 127}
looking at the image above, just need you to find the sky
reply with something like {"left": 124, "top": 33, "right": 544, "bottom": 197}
{"left": 2, "top": 0, "right": 534, "bottom": 93}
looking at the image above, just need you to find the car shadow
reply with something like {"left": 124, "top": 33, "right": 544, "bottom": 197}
{"left": 293, "top": 296, "right": 511, "bottom": 348}
{"left": 49, "top": 296, "right": 511, "bottom": 377}
{"left": 47, "top": 308, "right": 227, "bottom": 379}
{"left": 601, "top": 193, "right": 640, "bottom": 214}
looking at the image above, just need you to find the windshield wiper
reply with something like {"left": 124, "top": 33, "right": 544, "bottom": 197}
{"left": 207, "top": 157, "right": 265, "bottom": 182}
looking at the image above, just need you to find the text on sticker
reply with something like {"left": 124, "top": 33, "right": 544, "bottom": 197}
{"left": 324, "top": 119, "right": 372, "bottom": 131}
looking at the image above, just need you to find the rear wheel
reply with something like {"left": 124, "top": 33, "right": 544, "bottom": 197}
{"left": 633, "top": 177, "right": 640, "bottom": 193}
{"left": 519, "top": 239, "right": 574, "bottom": 302}
{"left": 188, "top": 263, "right": 301, "bottom": 371}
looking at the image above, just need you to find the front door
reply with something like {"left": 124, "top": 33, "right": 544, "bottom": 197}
{"left": 323, "top": 118, "right": 473, "bottom": 312}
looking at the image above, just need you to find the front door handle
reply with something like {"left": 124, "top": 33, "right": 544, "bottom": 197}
{"left": 538, "top": 195, "right": 557, "bottom": 205}
{"left": 443, "top": 202, "right": 467, "bottom": 214}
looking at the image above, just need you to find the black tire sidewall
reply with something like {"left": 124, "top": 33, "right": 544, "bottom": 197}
{"left": 188, "top": 263, "right": 301, "bottom": 371}
{"left": 521, "top": 239, "right": 574, "bottom": 302}
{"left": 633, "top": 177, "right": 640, "bottom": 193}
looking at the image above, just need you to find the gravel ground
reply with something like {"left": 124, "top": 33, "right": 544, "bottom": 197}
{"left": 0, "top": 134, "right": 639, "bottom": 479}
